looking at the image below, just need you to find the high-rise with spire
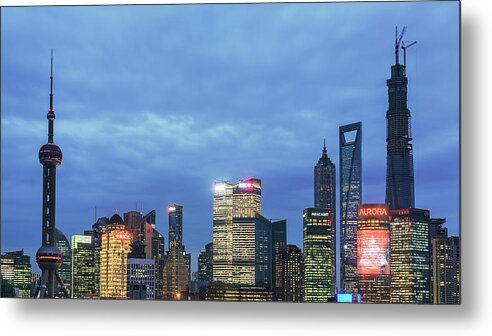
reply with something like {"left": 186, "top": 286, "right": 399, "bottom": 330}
{"left": 34, "top": 50, "right": 70, "bottom": 298}
{"left": 314, "top": 140, "right": 336, "bottom": 230}
{"left": 386, "top": 26, "right": 415, "bottom": 210}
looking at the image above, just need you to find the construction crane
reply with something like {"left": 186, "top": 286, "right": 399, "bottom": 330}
{"left": 395, "top": 25, "right": 407, "bottom": 64}
{"left": 402, "top": 40, "right": 418, "bottom": 67}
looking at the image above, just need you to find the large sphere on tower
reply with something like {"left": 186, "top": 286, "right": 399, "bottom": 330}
{"left": 36, "top": 245, "right": 62, "bottom": 271}
{"left": 39, "top": 143, "right": 62, "bottom": 167}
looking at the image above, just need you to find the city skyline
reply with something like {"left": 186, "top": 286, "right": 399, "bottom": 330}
{"left": 1, "top": 2, "right": 459, "bottom": 277}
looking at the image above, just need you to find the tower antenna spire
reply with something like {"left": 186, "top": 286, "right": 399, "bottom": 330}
{"left": 50, "top": 48, "right": 54, "bottom": 111}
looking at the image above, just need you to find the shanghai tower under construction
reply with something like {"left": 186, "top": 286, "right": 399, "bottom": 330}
{"left": 385, "top": 26, "right": 417, "bottom": 210}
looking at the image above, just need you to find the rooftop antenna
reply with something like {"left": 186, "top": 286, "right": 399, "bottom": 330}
{"left": 395, "top": 25, "right": 407, "bottom": 65}
{"left": 402, "top": 40, "right": 417, "bottom": 67}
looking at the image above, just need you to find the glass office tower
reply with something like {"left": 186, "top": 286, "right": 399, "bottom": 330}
{"left": 339, "top": 122, "right": 362, "bottom": 298}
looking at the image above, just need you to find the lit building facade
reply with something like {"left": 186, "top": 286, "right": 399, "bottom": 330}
{"left": 432, "top": 235, "right": 460, "bottom": 304}
{"left": 232, "top": 178, "right": 262, "bottom": 285}
{"left": 0, "top": 250, "right": 31, "bottom": 298}
{"left": 71, "top": 234, "right": 95, "bottom": 298}
{"left": 390, "top": 208, "right": 431, "bottom": 303}
{"left": 212, "top": 181, "right": 234, "bottom": 283}
{"left": 198, "top": 242, "right": 213, "bottom": 282}
{"left": 99, "top": 213, "right": 133, "bottom": 299}
{"left": 339, "top": 122, "right": 362, "bottom": 298}
{"left": 275, "top": 245, "right": 303, "bottom": 302}
{"left": 206, "top": 282, "right": 273, "bottom": 302}
{"left": 162, "top": 244, "right": 191, "bottom": 300}
{"left": 303, "top": 208, "right": 335, "bottom": 302}
{"left": 357, "top": 204, "right": 391, "bottom": 303}
{"left": 55, "top": 228, "right": 72, "bottom": 295}
{"left": 168, "top": 204, "right": 184, "bottom": 249}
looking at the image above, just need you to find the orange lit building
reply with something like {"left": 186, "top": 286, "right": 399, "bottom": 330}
{"left": 99, "top": 212, "right": 132, "bottom": 299}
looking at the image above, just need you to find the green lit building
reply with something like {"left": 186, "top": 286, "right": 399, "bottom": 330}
{"left": 71, "top": 233, "right": 96, "bottom": 298}
{"left": 390, "top": 208, "right": 431, "bottom": 303}
{"left": 303, "top": 208, "right": 335, "bottom": 302}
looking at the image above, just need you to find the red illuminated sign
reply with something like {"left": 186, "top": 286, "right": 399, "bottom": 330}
{"left": 115, "top": 232, "right": 131, "bottom": 240}
{"left": 357, "top": 230, "right": 390, "bottom": 276}
{"left": 358, "top": 207, "right": 388, "bottom": 217}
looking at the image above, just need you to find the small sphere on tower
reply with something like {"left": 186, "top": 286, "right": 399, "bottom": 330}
{"left": 39, "top": 143, "right": 62, "bottom": 167}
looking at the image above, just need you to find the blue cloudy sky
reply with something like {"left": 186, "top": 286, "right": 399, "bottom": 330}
{"left": 1, "top": 1, "right": 459, "bottom": 274}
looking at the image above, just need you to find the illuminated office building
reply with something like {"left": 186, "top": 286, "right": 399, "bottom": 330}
{"left": 100, "top": 212, "right": 132, "bottom": 299}
{"left": 168, "top": 204, "right": 184, "bottom": 249}
{"left": 212, "top": 181, "right": 234, "bottom": 283}
{"left": 275, "top": 245, "right": 303, "bottom": 302}
{"left": 71, "top": 234, "right": 95, "bottom": 298}
{"left": 206, "top": 282, "right": 273, "bottom": 302}
{"left": 432, "top": 234, "right": 460, "bottom": 304}
{"left": 339, "top": 122, "right": 362, "bottom": 297}
{"left": 357, "top": 204, "right": 391, "bottom": 303}
{"left": 198, "top": 242, "right": 213, "bottom": 282}
{"left": 127, "top": 241, "right": 156, "bottom": 300}
{"left": 390, "top": 208, "right": 431, "bottom": 303}
{"left": 303, "top": 208, "right": 335, "bottom": 302}
{"left": 0, "top": 250, "right": 31, "bottom": 298}
{"left": 55, "top": 228, "right": 72, "bottom": 295}
{"left": 232, "top": 178, "right": 262, "bottom": 285}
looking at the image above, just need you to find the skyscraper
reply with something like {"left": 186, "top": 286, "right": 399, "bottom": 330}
{"left": 314, "top": 140, "right": 336, "bottom": 227}
{"left": 55, "top": 228, "right": 72, "bottom": 295}
{"left": 232, "top": 178, "right": 262, "bottom": 285}
{"left": 389, "top": 208, "right": 431, "bottom": 303}
{"left": 91, "top": 216, "right": 108, "bottom": 297}
{"left": 71, "top": 234, "right": 95, "bottom": 298}
{"left": 275, "top": 245, "right": 303, "bottom": 302}
{"left": 0, "top": 250, "right": 32, "bottom": 298}
{"left": 431, "top": 233, "right": 460, "bottom": 304}
{"left": 99, "top": 212, "right": 132, "bottom": 299}
{"left": 198, "top": 242, "right": 213, "bottom": 282}
{"left": 168, "top": 204, "right": 183, "bottom": 249}
{"left": 34, "top": 50, "right": 69, "bottom": 299}
{"left": 357, "top": 204, "right": 391, "bottom": 303}
{"left": 303, "top": 208, "right": 335, "bottom": 302}
{"left": 212, "top": 181, "right": 234, "bottom": 283}
{"left": 255, "top": 215, "right": 286, "bottom": 290}
{"left": 339, "top": 122, "right": 362, "bottom": 298}
{"left": 386, "top": 27, "right": 415, "bottom": 210}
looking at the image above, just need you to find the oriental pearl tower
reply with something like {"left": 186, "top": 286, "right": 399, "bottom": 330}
{"left": 34, "top": 50, "right": 69, "bottom": 298}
